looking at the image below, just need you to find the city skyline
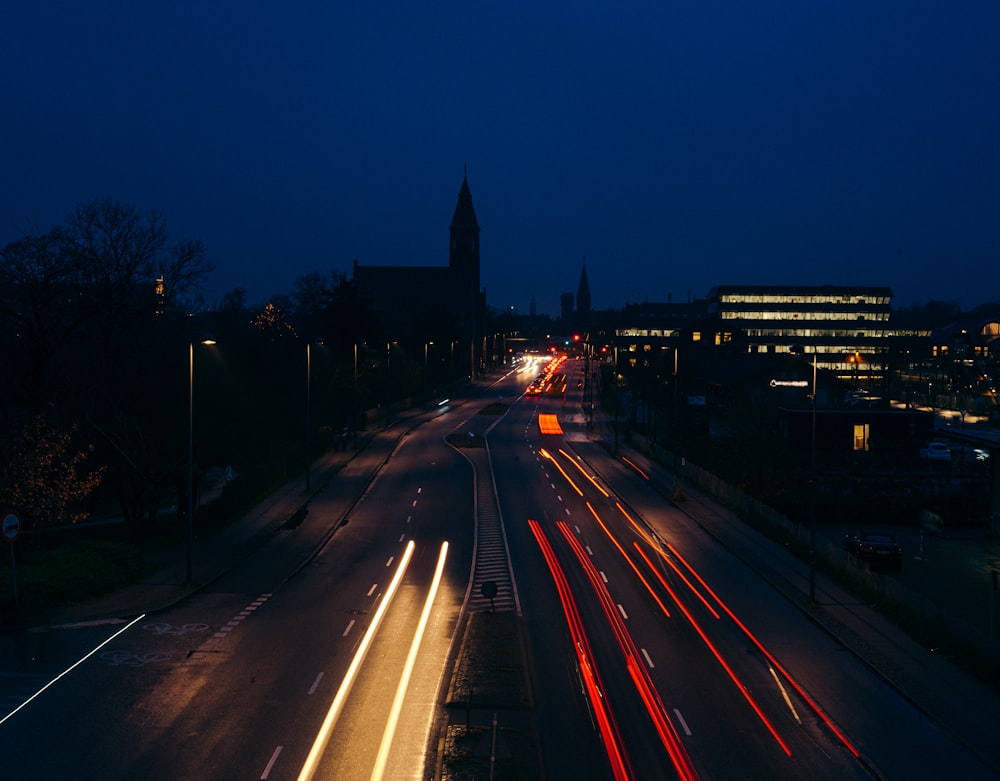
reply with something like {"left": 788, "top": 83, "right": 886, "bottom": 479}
{"left": 3, "top": 2, "right": 998, "bottom": 317}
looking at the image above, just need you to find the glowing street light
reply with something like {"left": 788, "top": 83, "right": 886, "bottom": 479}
{"left": 187, "top": 334, "right": 217, "bottom": 584}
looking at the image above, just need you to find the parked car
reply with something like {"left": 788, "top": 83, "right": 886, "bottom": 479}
{"left": 844, "top": 532, "right": 903, "bottom": 569}
{"left": 919, "top": 441, "right": 951, "bottom": 461}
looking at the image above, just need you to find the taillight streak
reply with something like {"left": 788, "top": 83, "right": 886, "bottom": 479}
{"left": 556, "top": 521, "right": 700, "bottom": 781}
{"left": 631, "top": 540, "right": 792, "bottom": 756}
{"left": 528, "top": 519, "right": 633, "bottom": 781}
{"left": 664, "top": 543, "right": 861, "bottom": 758}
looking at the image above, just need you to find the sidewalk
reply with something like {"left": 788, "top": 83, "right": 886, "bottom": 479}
{"left": 44, "top": 438, "right": 372, "bottom": 628}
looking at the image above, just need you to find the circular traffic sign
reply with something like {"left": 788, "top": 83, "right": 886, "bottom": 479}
{"left": 2, "top": 512, "right": 20, "bottom": 542}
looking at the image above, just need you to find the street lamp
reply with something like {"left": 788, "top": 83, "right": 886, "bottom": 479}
{"left": 808, "top": 350, "right": 818, "bottom": 603}
{"left": 187, "top": 334, "right": 216, "bottom": 584}
{"left": 424, "top": 341, "right": 434, "bottom": 386}
{"left": 791, "top": 344, "right": 818, "bottom": 603}
{"left": 305, "top": 337, "right": 324, "bottom": 490}
{"left": 354, "top": 340, "right": 365, "bottom": 447}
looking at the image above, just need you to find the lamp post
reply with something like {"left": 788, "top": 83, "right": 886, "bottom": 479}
{"left": 353, "top": 341, "right": 362, "bottom": 447}
{"left": 305, "top": 338, "right": 324, "bottom": 490}
{"left": 187, "top": 334, "right": 216, "bottom": 584}
{"left": 808, "top": 350, "right": 818, "bottom": 603}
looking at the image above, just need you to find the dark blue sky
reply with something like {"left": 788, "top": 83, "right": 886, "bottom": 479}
{"left": 3, "top": 1, "right": 998, "bottom": 316}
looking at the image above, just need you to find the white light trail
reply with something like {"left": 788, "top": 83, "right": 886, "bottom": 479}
{"left": 370, "top": 541, "right": 449, "bottom": 781}
{"left": 297, "top": 540, "right": 416, "bottom": 781}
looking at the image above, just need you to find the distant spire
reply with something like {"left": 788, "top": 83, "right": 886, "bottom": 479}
{"left": 450, "top": 172, "right": 479, "bottom": 232}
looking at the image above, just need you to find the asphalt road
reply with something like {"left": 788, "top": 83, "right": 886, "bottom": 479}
{"left": 1, "top": 358, "right": 997, "bottom": 780}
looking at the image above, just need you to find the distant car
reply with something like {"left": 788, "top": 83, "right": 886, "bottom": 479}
{"left": 973, "top": 448, "right": 990, "bottom": 462}
{"left": 844, "top": 532, "right": 903, "bottom": 569}
{"left": 919, "top": 442, "right": 951, "bottom": 461}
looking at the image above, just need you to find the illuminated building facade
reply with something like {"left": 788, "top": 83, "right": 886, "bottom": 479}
{"left": 707, "top": 285, "right": 893, "bottom": 382}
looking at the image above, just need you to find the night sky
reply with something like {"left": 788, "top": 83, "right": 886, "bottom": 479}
{"left": 3, "top": 2, "right": 998, "bottom": 316}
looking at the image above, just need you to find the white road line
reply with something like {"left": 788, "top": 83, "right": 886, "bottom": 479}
{"left": 412, "top": 500, "right": 417, "bottom": 507}
{"left": 260, "top": 745, "right": 283, "bottom": 779}
{"left": 0, "top": 613, "right": 146, "bottom": 726}
{"left": 386, "top": 556, "right": 394, "bottom": 567}
{"left": 367, "top": 583, "right": 378, "bottom": 597}
{"left": 673, "top": 709, "right": 693, "bottom": 736}
{"left": 600, "top": 571, "right": 608, "bottom": 583}
{"left": 617, "top": 603, "right": 628, "bottom": 620}
{"left": 641, "top": 648, "right": 654, "bottom": 668}
{"left": 343, "top": 619, "right": 356, "bottom": 637}
{"left": 575, "top": 525, "right": 581, "bottom": 533}
{"left": 769, "top": 666, "right": 801, "bottom": 723}
{"left": 585, "top": 545, "right": 594, "bottom": 555}
{"left": 308, "top": 672, "right": 324, "bottom": 695}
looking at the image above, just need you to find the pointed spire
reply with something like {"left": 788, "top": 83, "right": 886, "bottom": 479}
{"left": 450, "top": 172, "right": 479, "bottom": 232}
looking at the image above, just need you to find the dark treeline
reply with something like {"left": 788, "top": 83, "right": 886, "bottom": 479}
{"left": 0, "top": 198, "right": 467, "bottom": 545}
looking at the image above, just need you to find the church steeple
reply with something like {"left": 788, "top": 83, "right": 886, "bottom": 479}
{"left": 576, "top": 260, "right": 591, "bottom": 326}
{"left": 448, "top": 171, "right": 482, "bottom": 370}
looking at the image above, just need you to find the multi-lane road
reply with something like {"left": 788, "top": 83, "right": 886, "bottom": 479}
{"left": 1, "top": 357, "right": 996, "bottom": 779}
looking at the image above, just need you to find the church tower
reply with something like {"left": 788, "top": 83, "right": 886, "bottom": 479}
{"left": 449, "top": 172, "right": 483, "bottom": 368}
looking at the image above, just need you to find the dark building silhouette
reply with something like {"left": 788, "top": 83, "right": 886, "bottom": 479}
{"left": 575, "top": 261, "right": 591, "bottom": 333}
{"left": 560, "top": 292, "right": 575, "bottom": 323}
{"left": 353, "top": 173, "right": 485, "bottom": 372}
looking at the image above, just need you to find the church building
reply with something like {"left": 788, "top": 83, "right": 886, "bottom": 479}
{"left": 353, "top": 174, "right": 486, "bottom": 373}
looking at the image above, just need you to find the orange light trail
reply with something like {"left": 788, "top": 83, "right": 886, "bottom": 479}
{"left": 559, "top": 448, "right": 610, "bottom": 497}
{"left": 538, "top": 413, "right": 564, "bottom": 435}
{"left": 585, "top": 502, "right": 670, "bottom": 617}
{"left": 612, "top": 502, "right": 718, "bottom": 619}
{"left": 620, "top": 456, "right": 649, "bottom": 480}
{"left": 539, "top": 448, "right": 583, "bottom": 496}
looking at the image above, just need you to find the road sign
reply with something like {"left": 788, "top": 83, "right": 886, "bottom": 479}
{"left": 2, "top": 512, "right": 20, "bottom": 542}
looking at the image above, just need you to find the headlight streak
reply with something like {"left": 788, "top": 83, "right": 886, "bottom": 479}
{"left": 527, "top": 519, "right": 633, "bottom": 781}
{"left": 370, "top": 541, "right": 449, "bottom": 781}
{"left": 664, "top": 543, "right": 861, "bottom": 759}
{"left": 539, "top": 448, "right": 583, "bottom": 496}
{"left": 554, "top": 521, "right": 700, "bottom": 781}
{"left": 297, "top": 540, "right": 416, "bottom": 781}
{"left": 558, "top": 448, "right": 610, "bottom": 497}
